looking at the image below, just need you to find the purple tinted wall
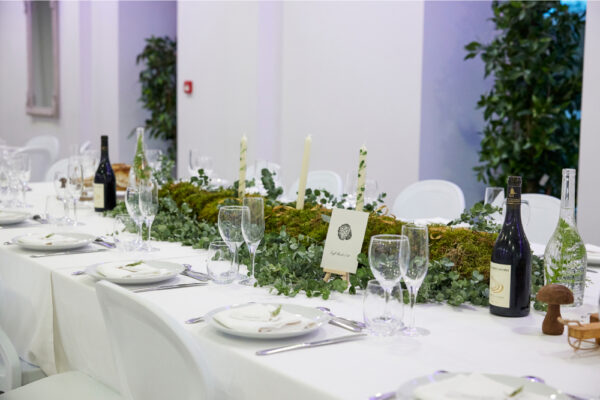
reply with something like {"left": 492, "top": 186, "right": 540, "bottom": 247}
{"left": 419, "top": 1, "right": 495, "bottom": 207}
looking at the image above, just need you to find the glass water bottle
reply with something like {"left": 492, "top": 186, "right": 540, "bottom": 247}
{"left": 129, "top": 127, "right": 151, "bottom": 186}
{"left": 543, "top": 169, "right": 587, "bottom": 307}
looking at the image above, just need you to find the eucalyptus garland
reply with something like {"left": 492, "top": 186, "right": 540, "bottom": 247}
{"left": 108, "top": 170, "right": 545, "bottom": 308}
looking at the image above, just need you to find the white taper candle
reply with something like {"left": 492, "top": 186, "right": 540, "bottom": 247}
{"left": 295, "top": 135, "right": 312, "bottom": 210}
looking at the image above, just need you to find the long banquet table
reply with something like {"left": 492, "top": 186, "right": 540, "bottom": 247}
{"left": 1, "top": 183, "right": 599, "bottom": 399}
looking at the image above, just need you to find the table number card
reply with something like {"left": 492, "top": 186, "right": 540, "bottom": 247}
{"left": 320, "top": 208, "right": 369, "bottom": 275}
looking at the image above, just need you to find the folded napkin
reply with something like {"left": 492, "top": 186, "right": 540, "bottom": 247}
{"left": 19, "top": 233, "right": 80, "bottom": 246}
{"left": 213, "top": 304, "right": 315, "bottom": 333}
{"left": 413, "top": 373, "right": 546, "bottom": 400}
{"left": 97, "top": 261, "right": 170, "bottom": 279}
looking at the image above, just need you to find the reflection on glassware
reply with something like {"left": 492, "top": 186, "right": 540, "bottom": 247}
{"left": 112, "top": 214, "right": 139, "bottom": 252}
{"left": 146, "top": 149, "right": 163, "bottom": 172}
{"left": 189, "top": 150, "right": 213, "bottom": 178}
{"left": 66, "top": 157, "right": 84, "bottom": 225}
{"left": 139, "top": 178, "right": 159, "bottom": 252}
{"left": 401, "top": 224, "right": 430, "bottom": 337}
{"left": 240, "top": 197, "right": 264, "bottom": 286}
{"left": 218, "top": 205, "right": 245, "bottom": 279}
{"left": 363, "top": 280, "right": 404, "bottom": 336}
{"left": 206, "top": 241, "right": 237, "bottom": 284}
{"left": 125, "top": 186, "right": 143, "bottom": 250}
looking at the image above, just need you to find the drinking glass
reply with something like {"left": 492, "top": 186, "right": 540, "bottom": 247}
{"left": 218, "top": 205, "right": 245, "bottom": 278}
{"left": 146, "top": 149, "right": 163, "bottom": 172}
{"left": 401, "top": 224, "right": 430, "bottom": 337}
{"left": 66, "top": 158, "right": 84, "bottom": 226}
{"left": 10, "top": 153, "right": 31, "bottom": 207}
{"left": 45, "top": 195, "right": 67, "bottom": 225}
{"left": 369, "top": 234, "right": 409, "bottom": 326}
{"left": 206, "top": 241, "right": 237, "bottom": 284}
{"left": 484, "top": 187, "right": 504, "bottom": 207}
{"left": 53, "top": 171, "right": 71, "bottom": 224}
{"left": 240, "top": 197, "right": 264, "bottom": 285}
{"left": 345, "top": 172, "right": 378, "bottom": 207}
{"left": 363, "top": 280, "right": 404, "bottom": 336}
{"left": 139, "top": 178, "right": 159, "bottom": 252}
{"left": 125, "top": 186, "right": 143, "bottom": 250}
{"left": 112, "top": 214, "right": 139, "bottom": 252}
{"left": 0, "top": 161, "right": 10, "bottom": 206}
{"left": 80, "top": 151, "right": 99, "bottom": 201}
{"left": 188, "top": 150, "right": 213, "bottom": 178}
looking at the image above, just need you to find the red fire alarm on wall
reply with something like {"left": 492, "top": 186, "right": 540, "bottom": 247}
{"left": 183, "top": 80, "right": 193, "bottom": 94}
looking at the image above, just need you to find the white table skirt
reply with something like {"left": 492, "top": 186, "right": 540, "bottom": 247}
{"left": 1, "top": 183, "right": 600, "bottom": 399}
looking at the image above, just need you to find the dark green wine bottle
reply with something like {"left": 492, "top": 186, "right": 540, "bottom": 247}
{"left": 93, "top": 135, "right": 117, "bottom": 212}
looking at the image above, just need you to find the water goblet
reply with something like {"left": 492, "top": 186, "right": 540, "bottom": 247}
{"left": 240, "top": 197, "right": 264, "bottom": 286}
{"left": 401, "top": 224, "right": 430, "bottom": 337}
{"left": 218, "top": 205, "right": 245, "bottom": 279}
{"left": 125, "top": 185, "right": 143, "bottom": 250}
{"left": 369, "top": 234, "right": 409, "bottom": 327}
{"left": 363, "top": 280, "right": 404, "bottom": 336}
{"left": 139, "top": 178, "right": 159, "bottom": 252}
{"left": 206, "top": 241, "right": 237, "bottom": 284}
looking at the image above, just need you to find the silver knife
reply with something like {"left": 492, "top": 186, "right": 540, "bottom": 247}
{"left": 256, "top": 333, "right": 367, "bottom": 356}
{"left": 133, "top": 282, "right": 207, "bottom": 293}
{"left": 30, "top": 248, "right": 108, "bottom": 258}
{"left": 329, "top": 318, "right": 363, "bottom": 332}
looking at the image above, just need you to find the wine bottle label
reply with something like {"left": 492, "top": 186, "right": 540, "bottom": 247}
{"left": 93, "top": 183, "right": 104, "bottom": 209}
{"left": 506, "top": 186, "right": 521, "bottom": 205}
{"left": 489, "top": 261, "right": 511, "bottom": 308}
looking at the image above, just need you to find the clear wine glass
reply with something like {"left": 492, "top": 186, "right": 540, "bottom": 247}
{"left": 53, "top": 171, "right": 71, "bottom": 224}
{"left": 368, "top": 234, "right": 409, "bottom": 329}
{"left": 10, "top": 153, "right": 31, "bottom": 207}
{"left": 146, "top": 149, "right": 163, "bottom": 172}
{"left": 401, "top": 224, "right": 430, "bottom": 337}
{"left": 66, "top": 158, "right": 84, "bottom": 226}
{"left": 188, "top": 150, "right": 214, "bottom": 178}
{"left": 240, "top": 197, "right": 264, "bottom": 286}
{"left": 218, "top": 205, "right": 245, "bottom": 279}
{"left": 125, "top": 185, "right": 143, "bottom": 250}
{"left": 139, "top": 178, "right": 159, "bottom": 252}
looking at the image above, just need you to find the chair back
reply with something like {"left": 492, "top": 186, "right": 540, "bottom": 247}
{"left": 24, "top": 136, "right": 60, "bottom": 163}
{"left": 393, "top": 179, "right": 465, "bottom": 221}
{"left": 521, "top": 193, "right": 560, "bottom": 245}
{"left": 44, "top": 158, "right": 69, "bottom": 182}
{"left": 288, "top": 170, "right": 343, "bottom": 199}
{"left": 0, "top": 327, "right": 22, "bottom": 392}
{"left": 95, "top": 281, "right": 211, "bottom": 400}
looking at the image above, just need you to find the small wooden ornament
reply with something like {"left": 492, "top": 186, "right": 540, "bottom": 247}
{"left": 558, "top": 314, "right": 600, "bottom": 351}
{"left": 535, "top": 284, "right": 574, "bottom": 335}
{"left": 323, "top": 270, "right": 350, "bottom": 283}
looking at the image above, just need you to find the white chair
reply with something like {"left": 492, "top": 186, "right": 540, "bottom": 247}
{"left": 95, "top": 281, "right": 212, "bottom": 400}
{"left": 17, "top": 136, "right": 60, "bottom": 182}
{"left": 24, "top": 136, "right": 60, "bottom": 163}
{"left": 392, "top": 179, "right": 466, "bottom": 221}
{"left": 288, "top": 170, "right": 343, "bottom": 200}
{"left": 522, "top": 193, "right": 560, "bottom": 246}
{"left": 0, "top": 327, "right": 47, "bottom": 394}
{"left": 44, "top": 158, "right": 69, "bottom": 182}
{"left": 0, "top": 328, "right": 118, "bottom": 399}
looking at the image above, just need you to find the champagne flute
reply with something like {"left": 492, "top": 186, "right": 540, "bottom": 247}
{"left": 66, "top": 158, "right": 84, "bottom": 226}
{"left": 401, "top": 224, "right": 430, "bottom": 337}
{"left": 240, "top": 197, "right": 264, "bottom": 285}
{"left": 218, "top": 205, "right": 245, "bottom": 279}
{"left": 368, "top": 234, "right": 409, "bottom": 329}
{"left": 125, "top": 185, "right": 143, "bottom": 250}
{"left": 139, "top": 178, "right": 159, "bottom": 252}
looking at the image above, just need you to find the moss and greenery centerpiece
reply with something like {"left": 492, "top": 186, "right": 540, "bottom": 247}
{"left": 108, "top": 168, "right": 546, "bottom": 307}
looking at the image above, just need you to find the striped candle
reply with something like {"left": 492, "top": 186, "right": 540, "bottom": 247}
{"left": 238, "top": 135, "right": 247, "bottom": 198}
{"left": 355, "top": 146, "right": 367, "bottom": 211}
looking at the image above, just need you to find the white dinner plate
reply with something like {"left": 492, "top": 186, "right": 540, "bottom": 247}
{"left": 85, "top": 260, "right": 184, "bottom": 284}
{"left": 395, "top": 372, "right": 569, "bottom": 399}
{"left": 12, "top": 232, "right": 96, "bottom": 251}
{"left": 206, "top": 303, "right": 330, "bottom": 339}
{"left": 0, "top": 211, "right": 31, "bottom": 225}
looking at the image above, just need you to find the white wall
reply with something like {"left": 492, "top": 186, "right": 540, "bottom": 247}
{"left": 578, "top": 1, "right": 600, "bottom": 245}
{"left": 177, "top": 1, "right": 425, "bottom": 203}
{"left": 0, "top": 1, "right": 176, "bottom": 170}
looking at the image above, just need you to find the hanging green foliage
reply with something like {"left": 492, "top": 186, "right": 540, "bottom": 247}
{"left": 465, "top": 1, "right": 585, "bottom": 195}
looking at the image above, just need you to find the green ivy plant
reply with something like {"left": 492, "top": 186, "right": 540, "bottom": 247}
{"left": 135, "top": 36, "right": 177, "bottom": 159}
{"left": 465, "top": 1, "right": 585, "bottom": 196}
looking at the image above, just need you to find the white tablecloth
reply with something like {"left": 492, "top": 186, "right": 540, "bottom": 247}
{"left": 1, "top": 183, "right": 600, "bottom": 399}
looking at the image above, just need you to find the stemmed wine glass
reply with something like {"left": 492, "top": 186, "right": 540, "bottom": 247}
{"left": 139, "top": 178, "right": 159, "bottom": 251}
{"left": 218, "top": 205, "right": 245, "bottom": 279}
{"left": 368, "top": 234, "right": 409, "bottom": 332}
{"left": 400, "top": 224, "right": 430, "bottom": 337}
{"left": 10, "top": 153, "right": 31, "bottom": 207}
{"left": 125, "top": 186, "right": 143, "bottom": 250}
{"left": 66, "top": 157, "right": 84, "bottom": 226}
{"left": 240, "top": 197, "right": 264, "bottom": 285}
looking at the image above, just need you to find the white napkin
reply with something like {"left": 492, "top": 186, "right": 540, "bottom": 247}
{"left": 412, "top": 217, "right": 451, "bottom": 226}
{"left": 19, "top": 233, "right": 80, "bottom": 246}
{"left": 413, "top": 373, "right": 546, "bottom": 400}
{"left": 96, "top": 261, "right": 170, "bottom": 279}
{"left": 213, "top": 304, "right": 315, "bottom": 333}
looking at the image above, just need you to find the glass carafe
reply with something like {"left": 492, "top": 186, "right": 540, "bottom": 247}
{"left": 543, "top": 169, "right": 587, "bottom": 306}
{"left": 129, "top": 127, "right": 151, "bottom": 187}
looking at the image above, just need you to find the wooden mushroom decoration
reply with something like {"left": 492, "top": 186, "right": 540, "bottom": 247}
{"left": 536, "top": 284, "right": 574, "bottom": 335}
